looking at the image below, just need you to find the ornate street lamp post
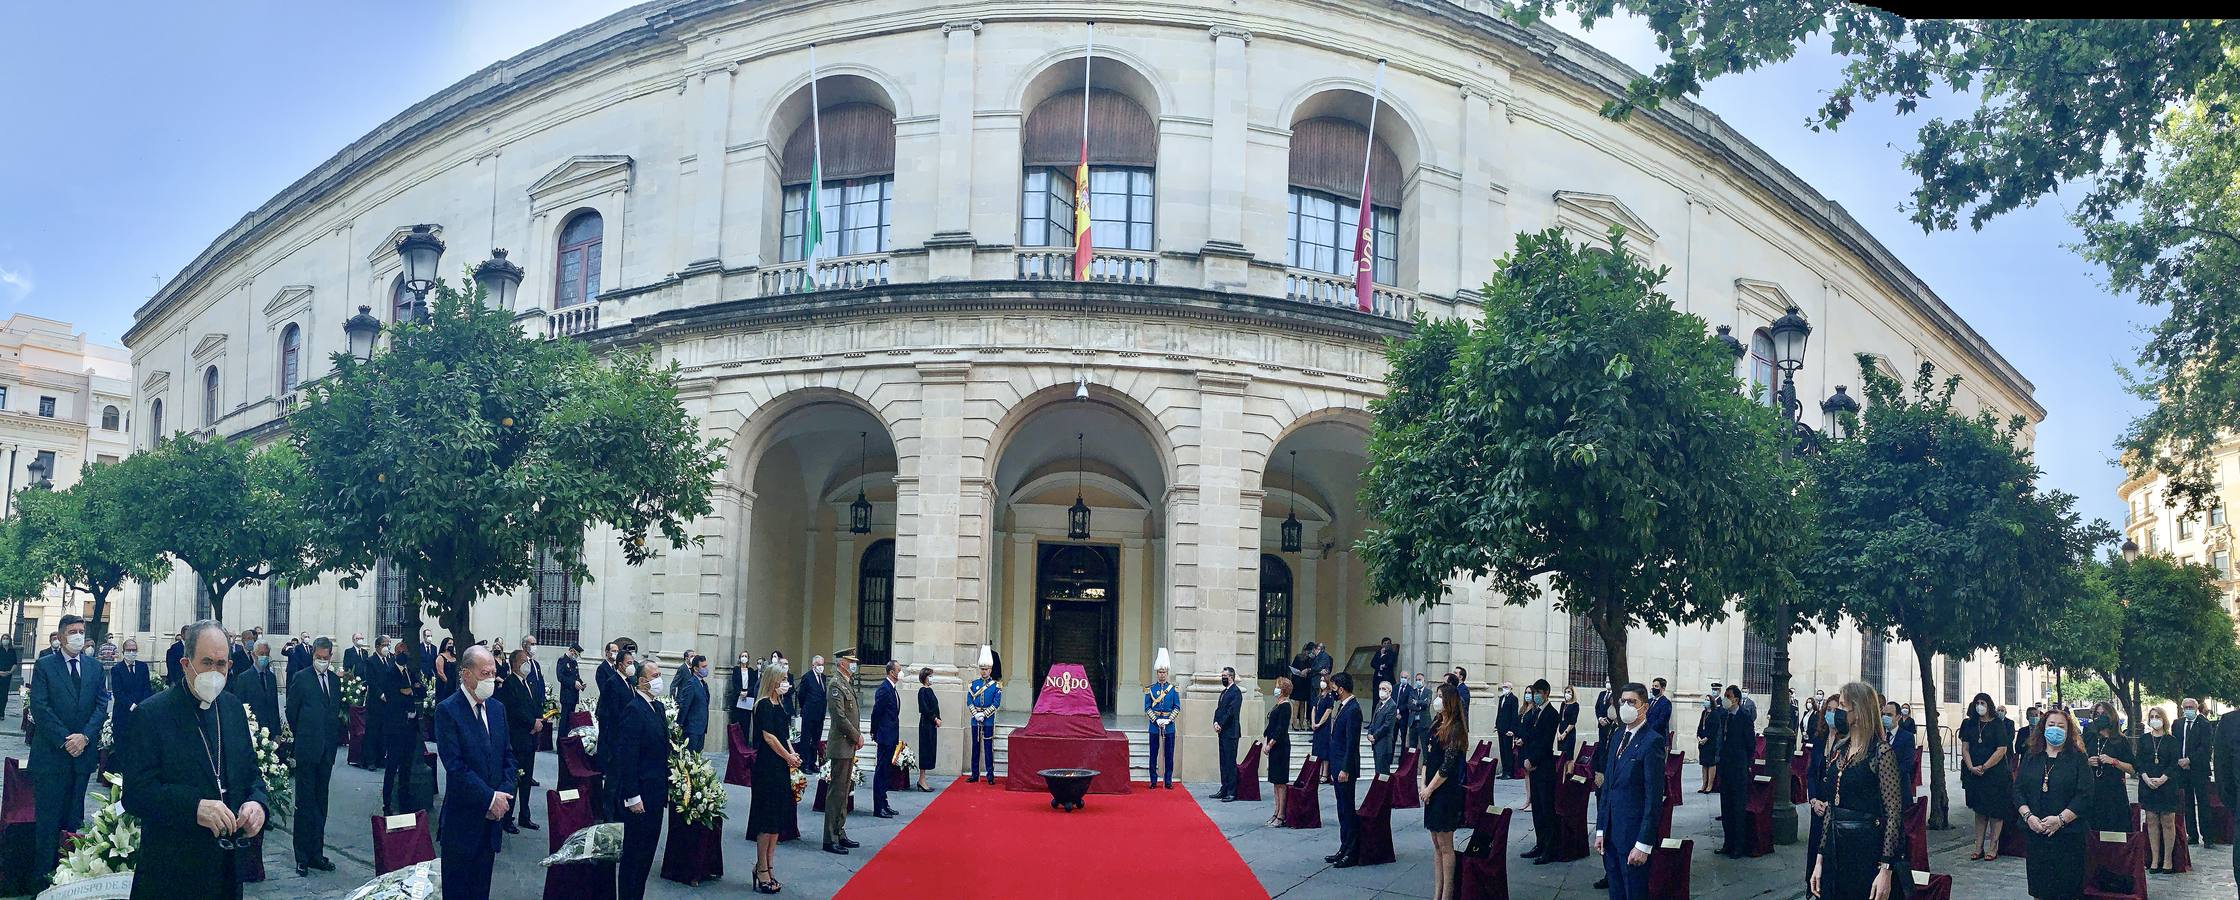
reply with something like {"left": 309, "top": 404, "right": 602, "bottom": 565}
{"left": 1763, "top": 304, "right": 1812, "bottom": 845}
{"left": 393, "top": 224, "right": 445, "bottom": 324}
{"left": 473, "top": 249, "right": 524, "bottom": 312}
{"left": 343, "top": 306, "right": 384, "bottom": 363}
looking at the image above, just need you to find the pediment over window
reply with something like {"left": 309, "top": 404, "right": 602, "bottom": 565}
{"left": 263, "top": 285, "right": 314, "bottom": 323}
{"left": 529, "top": 155, "right": 633, "bottom": 212}
{"left": 1734, "top": 278, "right": 1793, "bottom": 324}
{"left": 140, "top": 369, "right": 171, "bottom": 396}
{"left": 190, "top": 332, "right": 229, "bottom": 363}
{"left": 365, "top": 224, "right": 444, "bottom": 265}
{"left": 1553, "top": 190, "right": 1659, "bottom": 248}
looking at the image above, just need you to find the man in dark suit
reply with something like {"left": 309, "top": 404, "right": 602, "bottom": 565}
{"left": 1370, "top": 679, "right": 1400, "bottom": 775}
{"left": 1212, "top": 667, "right": 1243, "bottom": 800}
{"left": 283, "top": 632, "right": 312, "bottom": 681}
{"left": 1370, "top": 637, "right": 1398, "bottom": 712}
{"left": 1410, "top": 673, "right": 1432, "bottom": 752}
{"left": 725, "top": 651, "right": 751, "bottom": 737}
{"left": 796, "top": 655, "right": 828, "bottom": 768}
{"left": 165, "top": 633, "right": 187, "bottom": 687}
{"left": 2178, "top": 697, "right": 2216, "bottom": 846}
{"left": 433, "top": 645, "right": 513, "bottom": 900}
{"left": 1647, "top": 678, "right": 1672, "bottom": 736}
{"left": 121, "top": 620, "right": 270, "bottom": 899}
{"left": 1497, "top": 681, "right": 1522, "bottom": 778}
{"left": 496, "top": 648, "right": 541, "bottom": 834}
{"left": 1451, "top": 666, "right": 1473, "bottom": 728}
{"left": 595, "top": 639, "right": 635, "bottom": 818}
{"left": 1389, "top": 675, "right": 1413, "bottom": 750}
{"left": 110, "top": 637, "right": 155, "bottom": 754}
{"left": 373, "top": 635, "right": 422, "bottom": 815}
{"left": 871, "top": 660, "right": 902, "bottom": 817}
{"left": 1326, "top": 673, "right": 1366, "bottom": 867}
{"left": 226, "top": 641, "right": 281, "bottom": 734}
{"left": 29, "top": 614, "right": 108, "bottom": 886}
{"left": 1596, "top": 682, "right": 1665, "bottom": 900}
{"left": 605, "top": 660, "right": 669, "bottom": 900}
{"left": 227, "top": 629, "right": 255, "bottom": 679}
{"left": 1714, "top": 684, "right": 1755, "bottom": 858}
{"left": 1312, "top": 643, "right": 1335, "bottom": 700}
{"left": 418, "top": 629, "right": 438, "bottom": 679}
{"left": 1594, "top": 684, "right": 1619, "bottom": 757}
{"left": 1520, "top": 679, "right": 1562, "bottom": 863}
{"left": 0, "top": 635, "right": 19, "bottom": 725}
{"left": 287, "top": 637, "right": 345, "bottom": 875}
{"left": 342, "top": 633, "right": 369, "bottom": 681}
{"left": 557, "top": 642, "right": 584, "bottom": 719}
{"left": 677, "top": 654, "right": 710, "bottom": 752}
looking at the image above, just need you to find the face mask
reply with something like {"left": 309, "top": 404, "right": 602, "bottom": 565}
{"left": 2184, "top": 709, "right": 2200, "bottom": 721}
{"left": 2044, "top": 725, "right": 2067, "bottom": 746}
{"left": 354, "top": 639, "right": 366, "bottom": 648}
{"left": 1618, "top": 703, "right": 1640, "bottom": 725}
{"left": 1499, "top": 687, "right": 1511, "bottom": 696}
{"left": 314, "top": 658, "right": 331, "bottom": 673}
{"left": 192, "top": 670, "right": 227, "bottom": 704}
{"left": 739, "top": 656, "right": 750, "bottom": 666}
{"left": 1653, "top": 687, "right": 1664, "bottom": 697}
{"left": 1882, "top": 715, "right": 1896, "bottom": 731}
{"left": 649, "top": 677, "right": 666, "bottom": 696}
{"left": 1379, "top": 689, "right": 1391, "bottom": 701}
{"left": 1973, "top": 704, "right": 1985, "bottom": 716}
{"left": 256, "top": 657, "right": 270, "bottom": 671}
{"left": 1705, "top": 699, "right": 1716, "bottom": 709}
{"left": 123, "top": 651, "right": 138, "bottom": 663}
{"left": 2150, "top": 716, "right": 2165, "bottom": 729}
{"left": 1829, "top": 709, "right": 1849, "bottom": 734}
{"left": 1415, "top": 679, "right": 1425, "bottom": 689}
{"left": 698, "top": 666, "right": 710, "bottom": 680}
{"left": 472, "top": 678, "right": 496, "bottom": 701}
{"left": 1726, "top": 697, "right": 1739, "bottom": 710}
{"left": 66, "top": 634, "right": 86, "bottom": 654}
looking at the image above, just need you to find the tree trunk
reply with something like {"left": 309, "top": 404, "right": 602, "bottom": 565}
{"left": 1593, "top": 610, "right": 1630, "bottom": 691}
{"left": 86, "top": 586, "right": 110, "bottom": 648}
{"left": 440, "top": 597, "right": 476, "bottom": 658}
{"left": 204, "top": 577, "right": 229, "bottom": 627}
{"left": 1914, "top": 642, "right": 1951, "bottom": 830}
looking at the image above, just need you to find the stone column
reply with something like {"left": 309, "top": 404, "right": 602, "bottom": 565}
{"left": 1201, "top": 26, "right": 1253, "bottom": 291}
{"left": 889, "top": 361, "right": 982, "bottom": 681}
{"left": 928, "top": 20, "right": 982, "bottom": 279}
{"left": 684, "top": 63, "right": 736, "bottom": 272}
{"left": 1174, "top": 370, "right": 1260, "bottom": 780}
{"left": 1454, "top": 80, "right": 1511, "bottom": 308}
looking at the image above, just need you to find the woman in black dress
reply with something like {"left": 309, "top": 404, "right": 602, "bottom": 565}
{"left": 2084, "top": 712, "right": 2134, "bottom": 832}
{"left": 1263, "top": 678, "right": 1292, "bottom": 827}
{"left": 2017, "top": 707, "right": 2089, "bottom": 900}
{"left": 1555, "top": 687, "right": 1579, "bottom": 759}
{"left": 914, "top": 668, "right": 940, "bottom": 792}
{"left": 1958, "top": 692, "right": 2015, "bottom": 861}
{"left": 1809, "top": 682, "right": 1905, "bottom": 900}
{"left": 1803, "top": 700, "right": 1835, "bottom": 893}
{"left": 1422, "top": 683, "right": 1466, "bottom": 900}
{"left": 745, "top": 665, "right": 800, "bottom": 894}
{"left": 2137, "top": 706, "right": 2180, "bottom": 872}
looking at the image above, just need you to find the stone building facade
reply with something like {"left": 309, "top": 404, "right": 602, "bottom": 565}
{"left": 0, "top": 313, "right": 134, "bottom": 647}
{"left": 120, "top": 0, "right": 2047, "bottom": 772}
{"left": 2119, "top": 443, "right": 2240, "bottom": 614}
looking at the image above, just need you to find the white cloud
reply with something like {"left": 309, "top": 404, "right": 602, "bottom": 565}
{"left": 0, "top": 263, "right": 30, "bottom": 301}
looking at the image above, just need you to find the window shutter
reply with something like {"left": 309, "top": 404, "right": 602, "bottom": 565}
{"left": 1287, "top": 117, "right": 1401, "bottom": 201}
{"left": 781, "top": 103, "right": 897, "bottom": 184}
{"left": 1021, "top": 89, "right": 1157, "bottom": 169}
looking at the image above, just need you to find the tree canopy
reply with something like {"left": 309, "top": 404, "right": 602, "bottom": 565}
{"left": 1501, "top": 8, "right": 2240, "bottom": 514}
{"left": 0, "top": 460, "right": 169, "bottom": 643}
{"left": 117, "top": 435, "right": 315, "bottom": 625}
{"left": 1360, "top": 227, "right": 1802, "bottom": 687}
{"left": 290, "top": 281, "right": 724, "bottom": 656}
{"left": 2076, "top": 552, "right": 2240, "bottom": 715}
{"left": 1806, "top": 355, "right": 2110, "bottom": 826}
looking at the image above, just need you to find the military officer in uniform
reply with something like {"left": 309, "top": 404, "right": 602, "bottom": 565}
{"left": 1144, "top": 648, "right": 1181, "bottom": 789}
{"left": 966, "top": 645, "right": 1003, "bottom": 784}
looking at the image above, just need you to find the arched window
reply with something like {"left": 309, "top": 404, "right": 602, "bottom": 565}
{"left": 390, "top": 275, "right": 416, "bottom": 323}
{"left": 202, "top": 366, "right": 221, "bottom": 425}
{"left": 856, "top": 539, "right": 896, "bottom": 666}
{"left": 1286, "top": 117, "right": 1400, "bottom": 285}
{"left": 554, "top": 211, "right": 603, "bottom": 308}
{"left": 1861, "top": 632, "right": 1886, "bottom": 693}
{"left": 278, "top": 324, "right": 302, "bottom": 394}
{"left": 1257, "top": 555, "right": 1294, "bottom": 680}
{"left": 1567, "top": 613, "right": 1609, "bottom": 689}
{"left": 780, "top": 103, "right": 896, "bottom": 262}
{"left": 149, "top": 399, "right": 163, "bottom": 442}
{"left": 1750, "top": 329, "right": 1778, "bottom": 407}
{"left": 1019, "top": 89, "right": 1157, "bottom": 278}
{"left": 1742, "top": 627, "right": 1775, "bottom": 694}
{"left": 100, "top": 405, "right": 120, "bottom": 431}
{"left": 530, "top": 545, "right": 583, "bottom": 646}
{"left": 194, "top": 578, "right": 212, "bottom": 622}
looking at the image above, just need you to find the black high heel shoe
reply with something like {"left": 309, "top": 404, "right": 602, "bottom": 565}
{"left": 754, "top": 865, "right": 781, "bottom": 894}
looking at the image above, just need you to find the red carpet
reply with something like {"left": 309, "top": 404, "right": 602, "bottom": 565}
{"left": 834, "top": 783, "right": 1266, "bottom": 900}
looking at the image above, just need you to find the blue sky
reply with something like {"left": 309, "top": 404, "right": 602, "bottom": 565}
{"left": 0, "top": 3, "right": 2144, "bottom": 527}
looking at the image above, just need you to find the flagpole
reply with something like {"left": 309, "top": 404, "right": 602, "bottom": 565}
{"left": 1353, "top": 59, "right": 1386, "bottom": 313}
{"left": 1072, "top": 22, "right": 1096, "bottom": 282}
{"left": 805, "top": 44, "right": 825, "bottom": 291}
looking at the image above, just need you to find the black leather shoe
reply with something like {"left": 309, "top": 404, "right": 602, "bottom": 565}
{"left": 875, "top": 809, "right": 898, "bottom": 818}
{"left": 965, "top": 775, "right": 978, "bottom": 783}
{"left": 1324, "top": 853, "right": 1344, "bottom": 863}
{"left": 823, "top": 842, "right": 850, "bottom": 855}
{"left": 296, "top": 866, "right": 310, "bottom": 878}
{"left": 312, "top": 858, "right": 337, "bottom": 872}
{"left": 1595, "top": 878, "right": 1609, "bottom": 889}
{"left": 502, "top": 822, "right": 520, "bottom": 834}
{"left": 840, "top": 838, "right": 861, "bottom": 849}
{"left": 1533, "top": 855, "right": 1557, "bottom": 865}
{"left": 1332, "top": 856, "right": 1358, "bottom": 869}
{"left": 1521, "top": 847, "right": 1542, "bottom": 859}
{"left": 519, "top": 820, "right": 540, "bottom": 830}
{"left": 1220, "top": 796, "right": 1237, "bottom": 803}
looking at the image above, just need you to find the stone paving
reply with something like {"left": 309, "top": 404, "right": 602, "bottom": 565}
{"left": 1, "top": 717, "right": 2233, "bottom": 898}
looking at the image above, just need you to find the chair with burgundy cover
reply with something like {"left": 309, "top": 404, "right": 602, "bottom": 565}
{"left": 369, "top": 810, "right": 435, "bottom": 875}
{"left": 1646, "top": 837, "right": 1692, "bottom": 899}
{"left": 1746, "top": 772, "right": 1775, "bottom": 857}
{"left": 1790, "top": 750, "right": 1810, "bottom": 803}
{"left": 1664, "top": 751, "right": 1686, "bottom": 809}
{"left": 1906, "top": 870, "right": 1954, "bottom": 900}
{"left": 559, "top": 734, "right": 602, "bottom": 806}
{"left": 2165, "top": 801, "right": 2192, "bottom": 874}
{"left": 1905, "top": 797, "right": 1929, "bottom": 874}
{"left": 1456, "top": 806, "right": 1512, "bottom": 900}
{"left": 568, "top": 710, "right": 592, "bottom": 730}
{"left": 1283, "top": 756, "right": 1323, "bottom": 829}
{"left": 1352, "top": 774, "right": 1398, "bottom": 865}
{"left": 1551, "top": 754, "right": 1593, "bottom": 861}
{"left": 1, "top": 758, "right": 40, "bottom": 897}
{"left": 1388, "top": 746, "right": 1420, "bottom": 809}
{"left": 346, "top": 706, "right": 369, "bottom": 767}
{"left": 1233, "top": 740, "right": 1263, "bottom": 802}
{"left": 1463, "top": 745, "right": 1500, "bottom": 831}
{"left": 543, "top": 788, "right": 615, "bottom": 900}
{"left": 2205, "top": 782, "right": 2236, "bottom": 844}
{"left": 725, "top": 724, "right": 754, "bottom": 788}
{"left": 1464, "top": 740, "right": 1494, "bottom": 785}
{"left": 2081, "top": 824, "right": 2148, "bottom": 900}
{"left": 659, "top": 806, "right": 724, "bottom": 885}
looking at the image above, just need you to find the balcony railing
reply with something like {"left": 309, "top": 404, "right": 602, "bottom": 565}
{"left": 1015, "top": 248, "right": 1158, "bottom": 284}
{"left": 550, "top": 301, "right": 600, "bottom": 337}
{"left": 1284, "top": 270, "right": 1416, "bottom": 319}
{"left": 759, "top": 254, "right": 891, "bottom": 296}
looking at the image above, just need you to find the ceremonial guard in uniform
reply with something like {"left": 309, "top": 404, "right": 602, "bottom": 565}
{"left": 1145, "top": 648, "right": 1181, "bottom": 789}
{"left": 967, "top": 645, "right": 1003, "bottom": 783}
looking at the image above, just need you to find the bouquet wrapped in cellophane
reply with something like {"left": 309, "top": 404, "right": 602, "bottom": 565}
{"left": 243, "top": 706, "right": 294, "bottom": 825}
{"left": 51, "top": 772, "right": 140, "bottom": 884}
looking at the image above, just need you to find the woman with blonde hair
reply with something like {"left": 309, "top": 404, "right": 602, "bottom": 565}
{"left": 2135, "top": 705, "right": 2180, "bottom": 873}
{"left": 2016, "top": 706, "right": 2089, "bottom": 899}
{"left": 1808, "top": 682, "right": 1904, "bottom": 900}
{"left": 745, "top": 662, "right": 801, "bottom": 894}
{"left": 1262, "top": 677, "right": 1293, "bottom": 828}
{"left": 1420, "top": 682, "right": 1468, "bottom": 900}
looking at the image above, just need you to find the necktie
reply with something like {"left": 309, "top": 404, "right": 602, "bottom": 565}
{"left": 68, "top": 658, "right": 78, "bottom": 680}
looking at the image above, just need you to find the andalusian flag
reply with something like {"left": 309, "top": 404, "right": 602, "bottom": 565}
{"left": 1353, "top": 59, "right": 1387, "bottom": 313}
{"left": 802, "top": 45, "right": 826, "bottom": 291}
{"left": 1072, "top": 23, "right": 1096, "bottom": 282}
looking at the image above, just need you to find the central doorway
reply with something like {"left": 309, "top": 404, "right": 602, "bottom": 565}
{"left": 1033, "top": 542, "right": 1119, "bottom": 713}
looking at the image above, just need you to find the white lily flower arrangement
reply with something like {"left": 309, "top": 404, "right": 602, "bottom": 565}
{"left": 50, "top": 772, "right": 141, "bottom": 885}
{"left": 653, "top": 696, "right": 726, "bottom": 828}
{"left": 340, "top": 669, "right": 367, "bottom": 708}
{"left": 243, "top": 705, "right": 293, "bottom": 825}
